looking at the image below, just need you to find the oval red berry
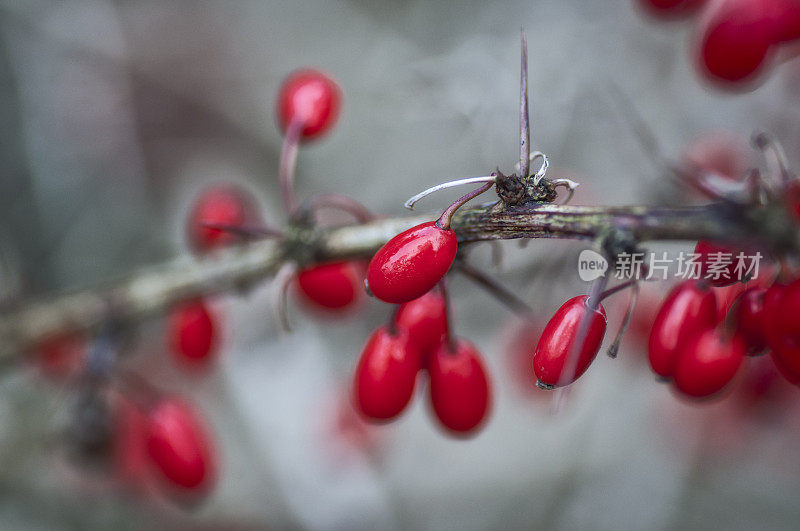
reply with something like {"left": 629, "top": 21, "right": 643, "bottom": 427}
{"left": 367, "top": 222, "right": 457, "bottom": 304}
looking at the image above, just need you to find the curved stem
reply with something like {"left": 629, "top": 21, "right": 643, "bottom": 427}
{"left": 607, "top": 282, "right": 638, "bottom": 359}
{"left": 596, "top": 279, "right": 638, "bottom": 303}
{"left": 436, "top": 182, "right": 495, "bottom": 230}
{"left": 404, "top": 176, "right": 496, "bottom": 211}
{"left": 279, "top": 119, "right": 303, "bottom": 216}
{"left": 274, "top": 262, "right": 297, "bottom": 333}
{"left": 295, "top": 193, "right": 374, "bottom": 224}
{"left": 753, "top": 131, "right": 793, "bottom": 185}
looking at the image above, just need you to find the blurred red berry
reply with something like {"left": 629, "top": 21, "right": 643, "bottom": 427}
{"left": 636, "top": 0, "right": 706, "bottom": 19}
{"left": 296, "top": 261, "right": 363, "bottom": 311}
{"left": 112, "top": 396, "right": 151, "bottom": 493}
{"left": 34, "top": 334, "right": 85, "bottom": 380}
{"left": 168, "top": 299, "right": 218, "bottom": 367}
{"left": 673, "top": 329, "right": 745, "bottom": 398}
{"left": 146, "top": 398, "right": 216, "bottom": 493}
{"left": 649, "top": 281, "right": 717, "bottom": 378}
{"left": 187, "top": 185, "right": 259, "bottom": 253}
{"left": 697, "top": 0, "right": 783, "bottom": 84}
{"left": 277, "top": 69, "right": 341, "bottom": 141}
{"left": 682, "top": 130, "right": 753, "bottom": 180}
{"left": 694, "top": 239, "right": 742, "bottom": 287}
{"left": 733, "top": 286, "right": 768, "bottom": 353}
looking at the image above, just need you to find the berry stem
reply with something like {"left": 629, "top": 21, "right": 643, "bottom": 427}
{"left": 200, "top": 222, "right": 284, "bottom": 240}
{"left": 607, "top": 282, "right": 638, "bottom": 359}
{"left": 279, "top": 119, "right": 303, "bottom": 216}
{"left": 596, "top": 279, "right": 639, "bottom": 303}
{"left": 453, "top": 261, "right": 533, "bottom": 315}
{"left": 436, "top": 182, "right": 495, "bottom": 230}
{"left": 295, "top": 193, "right": 374, "bottom": 224}
{"left": 439, "top": 279, "right": 457, "bottom": 353}
{"left": 753, "top": 131, "right": 794, "bottom": 185}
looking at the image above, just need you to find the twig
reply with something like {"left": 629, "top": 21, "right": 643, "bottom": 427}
{"left": 0, "top": 201, "right": 790, "bottom": 366}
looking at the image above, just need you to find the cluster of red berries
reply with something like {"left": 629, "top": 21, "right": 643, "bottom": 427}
{"left": 647, "top": 245, "right": 800, "bottom": 398}
{"left": 637, "top": 0, "right": 800, "bottom": 87}
{"left": 354, "top": 287, "right": 491, "bottom": 435}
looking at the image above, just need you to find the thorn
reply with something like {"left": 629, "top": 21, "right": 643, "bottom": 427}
{"left": 520, "top": 28, "right": 531, "bottom": 179}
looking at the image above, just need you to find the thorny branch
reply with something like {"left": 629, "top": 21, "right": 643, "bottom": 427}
{"left": 0, "top": 196, "right": 794, "bottom": 367}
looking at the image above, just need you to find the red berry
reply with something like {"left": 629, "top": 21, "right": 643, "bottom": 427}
{"left": 146, "top": 398, "right": 216, "bottom": 492}
{"left": 648, "top": 281, "right": 717, "bottom": 378}
{"left": 694, "top": 239, "right": 741, "bottom": 287}
{"left": 112, "top": 396, "right": 150, "bottom": 492}
{"left": 785, "top": 181, "right": 800, "bottom": 222}
{"left": 774, "top": 0, "right": 800, "bottom": 42}
{"left": 296, "top": 261, "right": 363, "bottom": 311}
{"left": 394, "top": 290, "right": 448, "bottom": 355}
{"left": 533, "top": 296, "right": 607, "bottom": 388}
{"left": 733, "top": 287, "right": 768, "bottom": 353}
{"left": 698, "top": 0, "right": 782, "bottom": 84}
{"left": 168, "top": 299, "right": 217, "bottom": 367}
{"left": 428, "top": 339, "right": 491, "bottom": 434}
{"left": 771, "top": 277, "right": 800, "bottom": 346}
{"left": 771, "top": 346, "right": 800, "bottom": 385}
{"left": 34, "top": 334, "right": 85, "bottom": 380}
{"left": 673, "top": 329, "right": 746, "bottom": 398}
{"left": 277, "top": 69, "right": 341, "bottom": 141}
{"left": 682, "top": 130, "right": 753, "bottom": 181}
{"left": 366, "top": 221, "right": 458, "bottom": 304}
{"left": 187, "top": 185, "right": 258, "bottom": 253}
{"left": 353, "top": 327, "right": 421, "bottom": 421}
{"left": 637, "top": 0, "right": 706, "bottom": 19}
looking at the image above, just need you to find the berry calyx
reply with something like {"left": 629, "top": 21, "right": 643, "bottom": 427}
{"left": 394, "top": 289, "right": 448, "bottom": 356}
{"left": 187, "top": 185, "right": 259, "bottom": 253}
{"left": 145, "top": 398, "right": 216, "bottom": 493}
{"left": 366, "top": 221, "right": 458, "bottom": 304}
{"left": 276, "top": 69, "right": 341, "bottom": 141}
{"left": 533, "top": 295, "right": 607, "bottom": 389}
{"left": 673, "top": 329, "right": 746, "bottom": 398}
{"left": 296, "top": 261, "right": 363, "bottom": 311}
{"left": 353, "top": 326, "right": 422, "bottom": 421}
{"left": 427, "top": 339, "right": 491, "bottom": 435}
{"left": 168, "top": 299, "right": 218, "bottom": 367}
{"left": 648, "top": 280, "right": 717, "bottom": 378}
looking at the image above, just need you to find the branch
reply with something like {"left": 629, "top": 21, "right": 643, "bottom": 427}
{"left": 0, "top": 202, "right": 775, "bottom": 365}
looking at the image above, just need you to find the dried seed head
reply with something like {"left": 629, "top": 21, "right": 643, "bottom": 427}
{"left": 495, "top": 170, "right": 528, "bottom": 206}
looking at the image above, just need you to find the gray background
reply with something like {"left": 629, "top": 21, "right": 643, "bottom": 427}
{"left": 1, "top": 0, "right": 800, "bottom": 529}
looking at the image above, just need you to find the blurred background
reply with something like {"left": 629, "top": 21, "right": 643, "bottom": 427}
{"left": 2, "top": 0, "right": 800, "bottom": 529}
